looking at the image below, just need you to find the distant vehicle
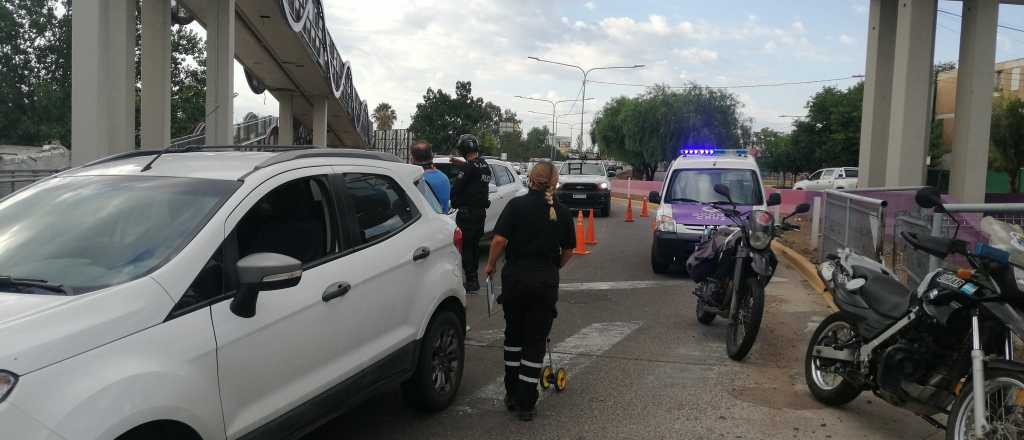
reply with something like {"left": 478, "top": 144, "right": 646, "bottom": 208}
{"left": 0, "top": 146, "right": 466, "bottom": 440}
{"left": 555, "top": 160, "right": 613, "bottom": 217}
{"left": 793, "top": 167, "right": 858, "bottom": 190}
{"left": 433, "top": 156, "right": 527, "bottom": 236}
{"left": 647, "top": 148, "right": 768, "bottom": 274}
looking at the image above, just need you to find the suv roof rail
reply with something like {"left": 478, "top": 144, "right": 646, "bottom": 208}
{"left": 79, "top": 145, "right": 313, "bottom": 169}
{"left": 251, "top": 148, "right": 403, "bottom": 172}
{"left": 79, "top": 145, "right": 402, "bottom": 173}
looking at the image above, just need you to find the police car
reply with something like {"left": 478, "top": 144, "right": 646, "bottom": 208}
{"left": 647, "top": 148, "right": 774, "bottom": 274}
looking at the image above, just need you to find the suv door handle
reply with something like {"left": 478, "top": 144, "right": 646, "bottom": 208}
{"left": 413, "top": 247, "right": 431, "bottom": 262}
{"left": 322, "top": 282, "right": 351, "bottom": 303}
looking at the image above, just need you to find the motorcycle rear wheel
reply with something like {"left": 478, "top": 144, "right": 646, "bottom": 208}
{"left": 725, "top": 278, "right": 764, "bottom": 361}
{"left": 804, "top": 313, "right": 861, "bottom": 406}
{"left": 947, "top": 370, "right": 1024, "bottom": 440}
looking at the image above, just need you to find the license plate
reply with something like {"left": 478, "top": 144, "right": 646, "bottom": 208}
{"left": 572, "top": 193, "right": 587, "bottom": 199}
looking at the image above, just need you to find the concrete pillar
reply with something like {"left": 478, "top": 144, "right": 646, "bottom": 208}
{"left": 205, "top": 0, "right": 235, "bottom": 145}
{"left": 71, "top": 0, "right": 135, "bottom": 165}
{"left": 950, "top": 0, "right": 999, "bottom": 203}
{"left": 858, "top": 0, "right": 898, "bottom": 188}
{"left": 312, "top": 97, "right": 328, "bottom": 146}
{"left": 884, "top": 0, "right": 937, "bottom": 187}
{"left": 141, "top": 0, "right": 172, "bottom": 150}
{"left": 277, "top": 93, "right": 294, "bottom": 145}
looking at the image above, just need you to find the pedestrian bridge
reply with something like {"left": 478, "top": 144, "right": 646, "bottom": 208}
{"left": 72, "top": 0, "right": 373, "bottom": 166}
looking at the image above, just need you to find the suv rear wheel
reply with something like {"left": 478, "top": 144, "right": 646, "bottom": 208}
{"left": 402, "top": 310, "right": 464, "bottom": 412}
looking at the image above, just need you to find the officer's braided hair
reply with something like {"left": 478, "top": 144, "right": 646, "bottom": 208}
{"left": 528, "top": 161, "right": 559, "bottom": 221}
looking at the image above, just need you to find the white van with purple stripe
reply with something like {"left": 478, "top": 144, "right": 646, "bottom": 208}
{"left": 647, "top": 149, "right": 769, "bottom": 274}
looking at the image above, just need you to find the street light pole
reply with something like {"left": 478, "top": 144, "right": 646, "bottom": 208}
{"left": 528, "top": 57, "right": 645, "bottom": 151}
{"left": 515, "top": 95, "right": 591, "bottom": 159}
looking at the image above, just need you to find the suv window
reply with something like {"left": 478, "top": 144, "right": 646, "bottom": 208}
{"left": 416, "top": 178, "right": 443, "bottom": 214}
{"left": 345, "top": 173, "right": 419, "bottom": 244}
{"left": 844, "top": 168, "right": 859, "bottom": 178}
{"left": 821, "top": 169, "right": 836, "bottom": 179}
{"left": 177, "top": 176, "right": 338, "bottom": 315}
{"left": 237, "top": 176, "right": 339, "bottom": 264}
{"left": 492, "top": 165, "right": 511, "bottom": 186}
{"left": 808, "top": 170, "right": 823, "bottom": 181}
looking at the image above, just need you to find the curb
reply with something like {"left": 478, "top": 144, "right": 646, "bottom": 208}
{"left": 771, "top": 240, "right": 836, "bottom": 311}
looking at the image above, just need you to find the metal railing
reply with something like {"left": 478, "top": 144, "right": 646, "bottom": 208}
{"left": 170, "top": 115, "right": 279, "bottom": 149}
{"left": 819, "top": 189, "right": 887, "bottom": 262}
{"left": 0, "top": 169, "right": 62, "bottom": 198}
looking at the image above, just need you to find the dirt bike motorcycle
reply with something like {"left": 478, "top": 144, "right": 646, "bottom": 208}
{"left": 806, "top": 187, "right": 1024, "bottom": 439}
{"left": 688, "top": 184, "right": 810, "bottom": 361}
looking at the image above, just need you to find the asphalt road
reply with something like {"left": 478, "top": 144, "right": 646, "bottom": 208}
{"left": 306, "top": 199, "right": 942, "bottom": 440}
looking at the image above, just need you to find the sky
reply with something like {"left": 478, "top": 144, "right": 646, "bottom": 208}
{"left": 228, "top": 0, "right": 1024, "bottom": 146}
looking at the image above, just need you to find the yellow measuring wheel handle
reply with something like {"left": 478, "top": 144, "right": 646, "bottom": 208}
{"left": 555, "top": 368, "right": 568, "bottom": 392}
{"left": 540, "top": 366, "right": 553, "bottom": 390}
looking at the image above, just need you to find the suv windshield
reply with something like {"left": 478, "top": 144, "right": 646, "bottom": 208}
{"left": 665, "top": 168, "right": 764, "bottom": 205}
{"left": 0, "top": 176, "right": 238, "bottom": 294}
{"left": 560, "top": 162, "right": 605, "bottom": 176}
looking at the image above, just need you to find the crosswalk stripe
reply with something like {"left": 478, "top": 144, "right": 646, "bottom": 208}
{"left": 463, "top": 321, "right": 643, "bottom": 409}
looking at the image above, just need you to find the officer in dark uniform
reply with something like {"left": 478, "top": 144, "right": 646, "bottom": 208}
{"left": 484, "top": 161, "right": 576, "bottom": 421}
{"left": 450, "top": 134, "right": 492, "bottom": 293}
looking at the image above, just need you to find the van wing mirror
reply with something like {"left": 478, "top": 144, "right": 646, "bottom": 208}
{"left": 766, "top": 193, "right": 781, "bottom": 207}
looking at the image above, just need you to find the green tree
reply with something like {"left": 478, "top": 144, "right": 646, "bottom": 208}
{"left": 591, "top": 84, "right": 748, "bottom": 180}
{"left": 990, "top": 95, "right": 1024, "bottom": 193}
{"left": 789, "top": 82, "right": 864, "bottom": 171}
{"left": 524, "top": 126, "right": 553, "bottom": 159}
{"left": 409, "top": 81, "right": 508, "bottom": 154}
{"left": 372, "top": 102, "right": 398, "bottom": 130}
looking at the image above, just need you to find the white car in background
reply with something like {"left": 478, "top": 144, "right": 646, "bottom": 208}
{"left": 433, "top": 156, "right": 527, "bottom": 235}
{"left": 793, "top": 167, "right": 859, "bottom": 190}
{"left": 0, "top": 147, "right": 466, "bottom": 440}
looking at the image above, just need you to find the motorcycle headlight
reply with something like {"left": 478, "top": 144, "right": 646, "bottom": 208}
{"left": 0, "top": 370, "right": 17, "bottom": 402}
{"left": 747, "top": 210, "right": 774, "bottom": 250}
{"left": 817, "top": 261, "right": 836, "bottom": 284}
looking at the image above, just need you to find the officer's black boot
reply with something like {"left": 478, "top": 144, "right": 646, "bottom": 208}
{"left": 464, "top": 273, "right": 480, "bottom": 293}
{"left": 504, "top": 394, "right": 518, "bottom": 412}
{"left": 517, "top": 407, "right": 536, "bottom": 421}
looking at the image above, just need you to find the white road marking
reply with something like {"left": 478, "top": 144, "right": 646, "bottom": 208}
{"left": 559, "top": 280, "right": 687, "bottom": 291}
{"left": 462, "top": 321, "right": 643, "bottom": 411}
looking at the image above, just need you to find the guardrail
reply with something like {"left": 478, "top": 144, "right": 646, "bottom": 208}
{"left": 819, "top": 189, "right": 887, "bottom": 262}
{"left": 0, "top": 169, "right": 61, "bottom": 198}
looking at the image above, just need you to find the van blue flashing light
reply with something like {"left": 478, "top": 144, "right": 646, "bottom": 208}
{"left": 679, "top": 148, "right": 748, "bottom": 157}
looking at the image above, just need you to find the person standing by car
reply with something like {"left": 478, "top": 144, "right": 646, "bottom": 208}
{"left": 410, "top": 140, "right": 450, "bottom": 213}
{"left": 484, "top": 161, "right": 576, "bottom": 421}
{"left": 450, "top": 134, "right": 491, "bottom": 293}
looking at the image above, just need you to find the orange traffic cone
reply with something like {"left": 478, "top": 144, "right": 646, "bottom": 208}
{"left": 624, "top": 197, "right": 635, "bottom": 222}
{"left": 586, "top": 208, "right": 598, "bottom": 245}
{"left": 574, "top": 211, "right": 590, "bottom": 255}
{"left": 640, "top": 196, "right": 649, "bottom": 218}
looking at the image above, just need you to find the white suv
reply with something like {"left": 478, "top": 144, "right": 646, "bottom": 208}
{"left": 0, "top": 147, "right": 466, "bottom": 440}
{"left": 793, "top": 167, "right": 859, "bottom": 190}
{"left": 433, "top": 156, "right": 526, "bottom": 235}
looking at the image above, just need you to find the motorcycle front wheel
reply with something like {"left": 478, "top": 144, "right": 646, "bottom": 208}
{"left": 947, "top": 370, "right": 1024, "bottom": 440}
{"left": 804, "top": 313, "right": 861, "bottom": 406}
{"left": 725, "top": 278, "right": 764, "bottom": 361}
{"left": 695, "top": 282, "right": 716, "bottom": 325}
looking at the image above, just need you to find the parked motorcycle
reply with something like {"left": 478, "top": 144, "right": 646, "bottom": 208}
{"left": 688, "top": 184, "right": 810, "bottom": 361}
{"left": 806, "top": 187, "right": 1024, "bottom": 439}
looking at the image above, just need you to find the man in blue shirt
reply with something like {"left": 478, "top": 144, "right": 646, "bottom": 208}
{"left": 410, "top": 141, "right": 450, "bottom": 213}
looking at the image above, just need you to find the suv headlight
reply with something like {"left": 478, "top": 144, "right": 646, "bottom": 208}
{"left": 599, "top": 182, "right": 609, "bottom": 190}
{"left": 555, "top": 182, "right": 562, "bottom": 189}
{"left": 0, "top": 370, "right": 17, "bottom": 402}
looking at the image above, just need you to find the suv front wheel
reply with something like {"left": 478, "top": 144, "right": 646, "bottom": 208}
{"left": 402, "top": 309, "right": 465, "bottom": 412}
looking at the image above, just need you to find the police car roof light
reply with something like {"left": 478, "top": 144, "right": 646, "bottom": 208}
{"left": 679, "top": 148, "right": 748, "bottom": 158}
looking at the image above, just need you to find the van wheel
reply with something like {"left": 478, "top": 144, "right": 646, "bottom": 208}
{"left": 402, "top": 310, "right": 465, "bottom": 412}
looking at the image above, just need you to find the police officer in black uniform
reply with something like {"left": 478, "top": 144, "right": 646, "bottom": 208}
{"left": 450, "top": 134, "right": 492, "bottom": 293}
{"left": 484, "top": 161, "right": 576, "bottom": 421}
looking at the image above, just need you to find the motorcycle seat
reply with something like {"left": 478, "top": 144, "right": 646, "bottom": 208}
{"left": 860, "top": 275, "right": 912, "bottom": 320}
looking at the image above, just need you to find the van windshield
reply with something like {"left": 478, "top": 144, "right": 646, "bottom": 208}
{"left": 0, "top": 175, "right": 238, "bottom": 294}
{"left": 665, "top": 168, "right": 763, "bottom": 205}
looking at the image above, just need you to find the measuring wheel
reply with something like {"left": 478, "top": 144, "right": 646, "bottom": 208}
{"left": 540, "top": 366, "right": 554, "bottom": 390}
{"left": 555, "top": 368, "right": 568, "bottom": 392}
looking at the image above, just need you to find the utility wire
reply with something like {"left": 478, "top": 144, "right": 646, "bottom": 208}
{"left": 937, "top": 8, "right": 1024, "bottom": 34}
{"left": 586, "top": 75, "right": 863, "bottom": 90}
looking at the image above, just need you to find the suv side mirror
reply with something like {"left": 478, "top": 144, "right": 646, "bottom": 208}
{"left": 766, "top": 192, "right": 781, "bottom": 207}
{"left": 648, "top": 191, "right": 661, "bottom": 204}
{"left": 230, "top": 253, "right": 302, "bottom": 318}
